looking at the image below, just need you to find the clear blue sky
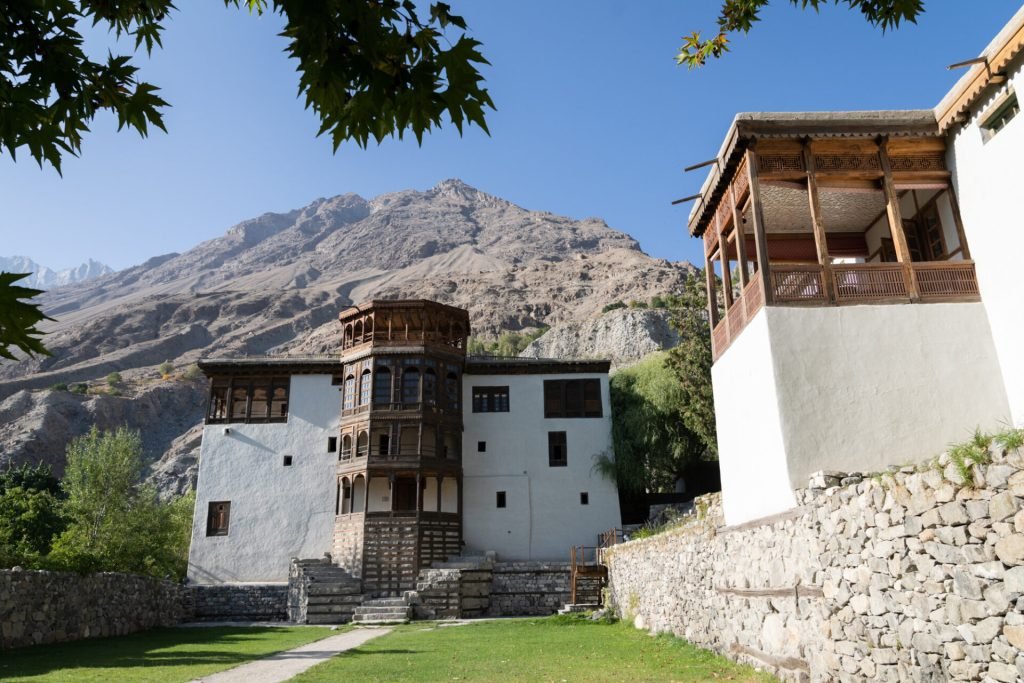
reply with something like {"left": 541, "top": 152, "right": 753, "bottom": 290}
{"left": 1, "top": 1, "right": 1020, "bottom": 271}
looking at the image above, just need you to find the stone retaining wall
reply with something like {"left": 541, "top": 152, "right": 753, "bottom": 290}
{"left": 487, "top": 562, "right": 570, "bottom": 616}
{"left": 191, "top": 584, "right": 287, "bottom": 621}
{"left": 0, "top": 569, "right": 190, "bottom": 649}
{"left": 605, "top": 442, "right": 1024, "bottom": 682}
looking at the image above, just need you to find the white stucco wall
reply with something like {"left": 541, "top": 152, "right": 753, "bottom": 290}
{"left": 187, "top": 375, "right": 340, "bottom": 584}
{"left": 461, "top": 373, "right": 621, "bottom": 560}
{"left": 712, "top": 309, "right": 797, "bottom": 525}
{"left": 948, "top": 52, "right": 1024, "bottom": 425}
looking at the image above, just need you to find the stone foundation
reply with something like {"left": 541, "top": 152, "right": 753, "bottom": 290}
{"left": 487, "top": 562, "right": 571, "bottom": 616}
{"left": 605, "top": 443, "right": 1024, "bottom": 682}
{"left": 191, "top": 584, "right": 287, "bottom": 621}
{"left": 0, "top": 570, "right": 190, "bottom": 650}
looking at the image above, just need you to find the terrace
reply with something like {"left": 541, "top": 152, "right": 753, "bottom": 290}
{"left": 687, "top": 113, "right": 980, "bottom": 361}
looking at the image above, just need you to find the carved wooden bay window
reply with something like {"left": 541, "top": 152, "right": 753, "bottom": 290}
{"left": 207, "top": 376, "right": 289, "bottom": 424}
{"left": 543, "top": 379, "right": 602, "bottom": 418}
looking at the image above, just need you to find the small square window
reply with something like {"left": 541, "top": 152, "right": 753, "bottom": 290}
{"left": 478, "top": 441, "right": 486, "bottom": 453}
{"left": 580, "top": 492, "right": 589, "bottom": 505}
{"left": 496, "top": 491, "right": 506, "bottom": 508}
{"left": 283, "top": 455, "right": 293, "bottom": 467}
{"left": 327, "top": 437, "right": 338, "bottom": 453}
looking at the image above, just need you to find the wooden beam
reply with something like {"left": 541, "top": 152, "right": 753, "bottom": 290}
{"left": 731, "top": 184, "right": 750, "bottom": 288}
{"left": 745, "top": 142, "right": 774, "bottom": 304}
{"left": 802, "top": 141, "right": 833, "bottom": 302}
{"left": 705, "top": 252, "right": 720, "bottom": 329}
{"left": 944, "top": 184, "right": 972, "bottom": 260}
{"left": 716, "top": 211, "right": 733, "bottom": 311}
{"left": 878, "top": 138, "right": 919, "bottom": 299}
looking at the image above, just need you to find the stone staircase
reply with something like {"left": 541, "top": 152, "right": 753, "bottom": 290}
{"left": 288, "top": 557, "right": 364, "bottom": 624}
{"left": 352, "top": 597, "right": 412, "bottom": 624}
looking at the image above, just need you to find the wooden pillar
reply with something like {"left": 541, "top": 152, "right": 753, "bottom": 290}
{"left": 745, "top": 143, "right": 773, "bottom": 303}
{"left": 457, "top": 475, "right": 463, "bottom": 519}
{"left": 731, "top": 185, "right": 750, "bottom": 288}
{"left": 704, "top": 252, "right": 719, "bottom": 328}
{"left": 388, "top": 473, "right": 396, "bottom": 512}
{"left": 877, "top": 138, "right": 919, "bottom": 299}
{"left": 417, "top": 422, "right": 423, "bottom": 455}
{"left": 802, "top": 141, "right": 833, "bottom": 302}
{"left": 945, "top": 183, "right": 972, "bottom": 260}
{"left": 436, "top": 475, "right": 443, "bottom": 513}
{"left": 362, "top": 476, "right": 369, "bottom": 513}
{"left": 416, "top": 472, "right": 423, "bottom": 512}
{"left": 716, "top": 212, "right": 733, "bottom": 311}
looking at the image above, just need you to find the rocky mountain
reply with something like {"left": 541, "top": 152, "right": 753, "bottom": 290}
{"left": 0, "top": 256, "right": 113, "bottom": 289}
{"left": 520, "top": 307, "right": 680, "bottom": 371}
{"left": 0, "top": 179, "right": 695, "bottom": 493}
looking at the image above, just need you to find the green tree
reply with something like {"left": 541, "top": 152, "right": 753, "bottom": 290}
{"left": 664, "top": 277, "right": 717, "bottom": 456}
{"left": 0, "top": 462, "right": 63, "bottom": 497}
{"left": 49, "top": 426, "right": 194, "bottom": 578}
{"left": 0, "top": 273, "right": 51, "bottom": 360}
{"left": 678, "top": 0, "right": 924, "bottom": 67}
{"left": 598, "top": 352, "right": 706, "bottom": 495}
{"left": 0, "top": 463, "right": 66, "bottom": 567}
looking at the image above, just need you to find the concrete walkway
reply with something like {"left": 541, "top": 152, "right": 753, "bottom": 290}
{"left": 190, "top": 627, "right": 391, "bottom": 683}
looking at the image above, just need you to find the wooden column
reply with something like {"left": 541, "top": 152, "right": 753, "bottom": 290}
{"left": 363, "top": 476, "right": 370, "bottom": 513}
{"left": 716, "top": 212, "right": 733, "bottom": 311}
{"left": 945, "top": 184, "right": 972, "bottom": 260}
{"left": 457, "top": 475, "right": 463, "bottom": 519}
{"left": 731, "top": 185, "right": 750, "bottom": 288}
{"left": 704, "top": 252, "right": 720, "bottom": 328}
{"left": 877, "top": 138, "right": 919, "bottom": 299}
{"left": 436, "top": 475, "right": 443, "bottom": 513}
{"left": 415, "top": 472, "right": 423, "bottom": 512}
{"left": 745, "top": 143, "right": 773, "bottom": 304}
{"left": 802, "top": 141, "right": 833, "bottom": 302}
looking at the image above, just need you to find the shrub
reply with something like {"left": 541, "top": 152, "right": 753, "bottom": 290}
{"left": 183, "top": 364, "right": 203, "bottom": 381}
{"left": 601, "top": 301, "right": 626, "bottom": 314}
{"left": 105, "top": 371, "right": 122, "bottom": 386}
{"left": 48, "top": 382, "right": 68, "bottom": 392}
{"left": 157, "top": 361, "right": 174, "bottom": 378}
{"left": 627, "top": 300, "right": 648, "bottom": 309}
{"left": 68, "top": 383, "right": 88, "bottom": 395}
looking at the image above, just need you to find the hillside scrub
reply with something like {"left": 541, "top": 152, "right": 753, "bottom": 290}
{"left": 466, "top": 327, "right": 548, "bottom": 357}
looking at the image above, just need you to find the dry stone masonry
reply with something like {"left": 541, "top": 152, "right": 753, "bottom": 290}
{"left": 0, "top": 569, "right": 190, "bottom": 649}
{"left": 605, "top": 441, "right": 1024, "bottom": 682}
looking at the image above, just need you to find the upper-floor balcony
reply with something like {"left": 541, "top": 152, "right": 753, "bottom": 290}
{"left": 686, "top": 117, "right": 981, "bottom": 362}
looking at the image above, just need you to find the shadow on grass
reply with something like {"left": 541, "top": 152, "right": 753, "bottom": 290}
{"left": 0, "top": 627, "right": 301, "bottom": 679}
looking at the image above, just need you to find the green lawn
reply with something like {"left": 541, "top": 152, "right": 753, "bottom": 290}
{"left": 293, "top": 615, "right": 778, "bottom": 683}
{"left": 0, "top": 625, "right": 336, "bottom": 683}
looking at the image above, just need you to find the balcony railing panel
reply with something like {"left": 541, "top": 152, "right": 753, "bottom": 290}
{"left": 771, "top": 265, "right": 828, "bottom": 304}
{"left": 831, "top": 264, "right": 909, "bottom": 303}
{"left": 913, "top": 262, "right": 980, "bottom": 301}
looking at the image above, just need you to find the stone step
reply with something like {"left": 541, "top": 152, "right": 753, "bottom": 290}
{"left": 307, "top": 583, "right": 362, "bottom": 595}
{"left": 360, "top": 597, "right": 407, "bottom": 607}
{"left": 353, "top": 606, "right": 411, "bottom": 617}
{"left": 351, "top": 615, "right": 409, "bottom": 625}
{"left": 558, "top": 603, "right": 600, "bottom": 614}
{"left": 307, "top": 595, "right": 364, "bottom": 606}
{"left": 306, "top": 613, "right": 351, "bottom": 625}
{"left": 307, "top": 604, "right": 360, "bottom": 615}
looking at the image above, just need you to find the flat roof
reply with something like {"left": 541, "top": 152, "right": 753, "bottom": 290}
{"left": 198, "top": 355, "right": 611, "bottom": 376}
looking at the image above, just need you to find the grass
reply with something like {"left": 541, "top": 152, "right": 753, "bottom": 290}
{"left": 292, "top": 615, "right": 778, "bottom": 683}
{"left": 0, "top": 625, "right": 336, "bottom": 683}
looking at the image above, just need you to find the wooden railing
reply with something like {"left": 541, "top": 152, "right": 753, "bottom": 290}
{"left": 914, "top": 261, "right": 981, "bottom": 301}
{"left": 711, "top": 260, "right": 980, "bottom": 363}
{"left": 831, "top": 263, "right": 908, "bottom": 303}
{"left": 771, "top": 265, "right": 827, "bottom": 304}
{"left": 569, "top": 545, "right": 607, "bottom": 606}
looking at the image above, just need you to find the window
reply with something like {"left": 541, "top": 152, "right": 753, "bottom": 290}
{"left": 359, "top": 369, "right": 372, "bottom": 406}
{"left": 206, "top": 501, "right": 230, "bottom": 536}
{"left": 208, "top": 377, "right": 290, "bottom": 423}
{"left": 402, "top": 368, "right": 421, "bottom": 404}
{"left": 478, "top": 441, "right": 487, "bottom": 453}
{"left": 374, "top": 366, "right": 392, "bottom": 405}
{"left": 341, "top": 435, "right": 353, "bottom": 460}
{"left": 327, "top": 436, "right": 338, "bottom": 453}
{"left": 544, "top": 379, "right": 602, "bottom": 418}
{"left": 356, "top": 431, "right": 369, "bottom": 458}
{"left": 446, "top": 372, "right": 459, "bottom": 410}
{"left": 343, "top": 375, "right": 356, "bottom": 410}
{"left": 423, "top": 368, "right": 437, "bottom": 405}
{"left": 496, "top": 491, "right": 507, "bottom": 508}
{"left": 283, "top": 455, "right": 293, "bottom": 467}
{"left": 548, "top": 432, "right": 567, "bottom": 467}
{"left": 580, "top": 492, "right": 589, "bottom": 505}
{"left": 472, "top": 386, "right": 510, "bottom": 413}
{"left": 982, "top": 91, "right": 1019, "bottom": 142}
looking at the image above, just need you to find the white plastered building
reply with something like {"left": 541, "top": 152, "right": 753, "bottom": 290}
{"left": 688, "top": 7, "right": 1024, "bottom": 525}
{"left": 187, "top": 300, "right": 621, "bottom": 592}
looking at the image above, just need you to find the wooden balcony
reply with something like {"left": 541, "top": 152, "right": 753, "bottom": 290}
{"left": 711, "top": 260, "right": 980, "bottom": 362}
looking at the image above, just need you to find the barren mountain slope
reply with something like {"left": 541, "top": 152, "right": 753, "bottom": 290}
{"left": 0, "top": 179, "right": 694, "bottom": 493}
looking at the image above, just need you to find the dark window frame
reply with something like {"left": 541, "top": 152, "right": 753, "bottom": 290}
{"left": 207, "top": 377, "right": 290, "bottom": 425}
{"left": 580, "top": 492, "right": 589, "bottom": 505}
{"left": 472, "top": 386, "right": 510, "bottom": 413}
{"left": 283, "top": 455, "right": 293, "bottom": 467}
{"left": 548, "top": 431, "right": 567, "bottom": 467}
{"left": 496, "top": 491, "right": 507, "bottom": 508}
{"left": 477, "top": 441, "right": 487, "bottom": 453}
{"left": 543, "top": 379, "right": 602, "bottom": 418}
{"left": 206, "top": 501, "right": 231, "bottom": 536}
